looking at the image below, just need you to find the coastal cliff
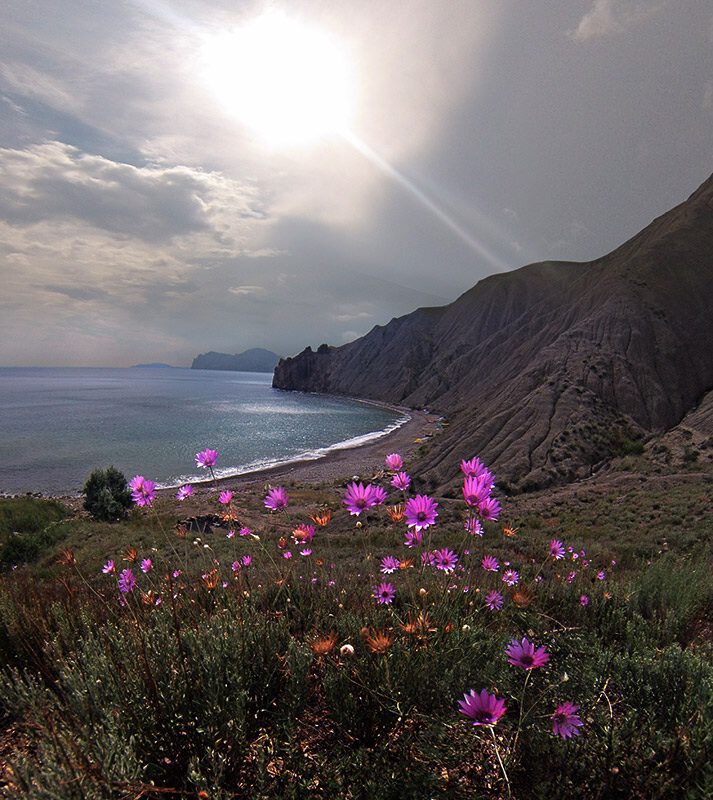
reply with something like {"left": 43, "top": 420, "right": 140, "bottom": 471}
{"left": 274, "top": 173, "right": 713, "bottom": 491}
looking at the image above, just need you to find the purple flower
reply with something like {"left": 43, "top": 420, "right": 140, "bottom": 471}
{"left": 460, "top": 457, "right": 491, "bottom": 480}
{"left": 566, "top": 570, "right": 577, "bottom": 584}
{"left": 140, "top": 558, "right": 153, "bottom": 574}
{"left": 433, "top": 547, "right": 459, "bottom": 573}
{"left": 264, "top": 486, "right": 289, "bottom": 511}
{"left": 505, "top": 637, "right": 550, "bottom": 670}
{"left": 172, "top": 569, "right": 181, "bottom": 579}
{"left": 118, "top": 568, "right": 136, "bottom": 594}
{"left": 478, "top": 497, "right": 501, "bottom": 521}
{"left": 129, "top": 475, "right": 156, "bottom": 507}
{"left": 241, "top": 555, "right": 252, "bottom": 567}
{"left": 403, "top": 529, "right": 423, "bottom": 548}
{"left": 462, "top": 475, "right": 491, "bottom": 507}
{"left": 300, "top": 548, "right": 312, "bottom": 556}
{"left": 219, "top": 490, "right": 233, "bottom": 505}
{"left": 481, "top": 555, "right": 500, "bottom": 572}
{"left": 102, "top": 560, "right": 115, "bottom": 575}
{"left": 580, "top": 594, "right": 589, "bottom": 606}
{"left": 226, "top": 530, "right": 235, "bottom": 539}
{"left": 343, "top": 482, "right": 382, "bottom": 516}
{"left": 421, "top": 550, "right": 436, "bottom": 567}
{"left": 550, "top": 539, "right": 566, "bottom": 560}
{"left": 597, "top": 570, "right": 606, "bottom": 581}
{"left": 373, "top": 581, "right": 395, "bottom": 605}
{"left": 485, "top": 590, "right": 503, "bottom": 611}
{"left": 380, "top": 555, "right": 401, "bottom": 574}
{"left": 551, "top": 702, "right": 584, "bottom": 739}
{"left": 390, "top": 471, "right": 411, "bottom": 491}
{"left": 176, "top": 484, "right": 193, "bottom": 501}
{"left": 404, "top": 495, "right": 439, "bottom": 531}
{"left": 239, "top": 526, "right": 252, "bottom": 537}
{"left": 384, "top": 453, "right": 404, "bottom": 471}
{"left": 502, "top": 569, "right": 519, "bottom": 586}
{"left": 231, "top": 560, "right": 241, "bottom": 573}
{"left": 464, "top": 517, "right": 483, "bottom": 537}
{"left": 458, "top": 689, "right": 506, "bottom": 726}
{"left": 283, "top": 551, "right": 293, "bottom": 559}
{"left": 195, "top": 448, "right": 218, "bottom": 469}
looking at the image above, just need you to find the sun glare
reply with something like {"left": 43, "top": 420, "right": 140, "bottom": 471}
{"left": 202, "top": 13, "right": 354, "bottom": 147}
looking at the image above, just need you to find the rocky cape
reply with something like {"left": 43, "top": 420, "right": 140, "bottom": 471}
{"left": 192, "top": 348, "right": 280, "bottom": 373}
{"left": 273, "top": 173, "right": 713, "bottom": 492}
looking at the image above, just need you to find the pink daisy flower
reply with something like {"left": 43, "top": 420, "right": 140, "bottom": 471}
{"left": 404, "top": 495, "right": 439, "bottom": 531}
{"left": 380, "top": 555, "right": 400, "bottom": 574}
{"left": 195, "top": 448, "right": 218, "bottom": 469}
{"left": 176, "top": 484, "right": 193, "bottom": 501}
{"left": 373, "top": 581, "right": 396, "bottom": 605}
{"left": 433, "top": 547, "right": 459, "bottom": 573}
{"left": 384, "top": 453, "right": 404, "bottom": 471}
{"left": 478, "top": 496, "right": 501, "bottom": 521}
{"left": 502, "top": 569, "right": 519, "bottom": 586}
{"left": 129, "top": 475, "right": 156, "bottom": 507}
{"left": 580, "top": 594, "right": 589, "bottom": 606}
{"left": 550, "top": 539, "right": 566, "bottom": 560}
{"left": 101, "top": 560, "right": 115, "bottom": 575}
{"left": 219, "top": 490, "right": 233, "bottom": 505}
{"left": 118, "top": 568, "right": 136, "bottom": 594}
{"left": 462, "top": 475, "right": 491, "bottom": 507}
{"left": 505, "top": 637, "right": 550, "bottom": 670}
{"left": 481, "top": 554, "right": 500, "bottom": 572}
{"left": 403, "top": 529, "right": 423, "bottom": 548}
{"left": 551, "top": 702, "right": 584, "bottom": 739}
{"left": 140, "top": 558, "right": 153, "bottom": 574}
{"left": 343, "top": 482, "right": 382, "bottom": 516}
{"left": 390, "top": 471, "right": 411, "bottom": 491}
{"left": 485, "top": 590, "right": 503, "bottom": 610}
{"left": 458, "top": 689, "right": 506, "bottom": 726}
{"left": 264, "top": 486, "right": 289, "bottom": 511}
{"left": 464, "top": 517, "right": 483, "bottom": 536}
{"left": 459, "top": 458, "right": 491, "bottom": 481}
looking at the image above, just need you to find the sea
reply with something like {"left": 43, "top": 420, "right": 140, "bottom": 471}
{"left": 0, "top": 367, "right": 408, "bottom": 496}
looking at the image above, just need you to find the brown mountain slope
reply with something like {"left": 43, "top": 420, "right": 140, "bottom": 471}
{"left": 273, "top": 174, "right": 713, "bottom": 491}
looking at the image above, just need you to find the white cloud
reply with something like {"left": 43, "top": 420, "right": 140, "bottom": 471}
{"left": 229, "top": 285, "right": 264, "bottom": 296}
{"left": 569, "top": 0, "right": 664, "bottom": 42}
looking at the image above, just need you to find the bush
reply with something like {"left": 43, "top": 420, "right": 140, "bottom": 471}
{"left": 82, "top": 466, "right": 132, "bottom": 522}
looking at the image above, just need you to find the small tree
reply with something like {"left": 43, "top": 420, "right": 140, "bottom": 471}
{"left": 83, "top": 466, "right": 132, "bottom": 521}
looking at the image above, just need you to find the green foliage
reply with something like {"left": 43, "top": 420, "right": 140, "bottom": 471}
{"left": 82, "top": 465, "right": 132, "bottom": 522}
{"left": 0, "top": 497, "right": 68, "bottom": 537}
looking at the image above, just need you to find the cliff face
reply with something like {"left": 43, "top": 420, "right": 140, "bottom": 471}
{"left": 192, "top": 348, "right": 280, "bottom": 373}
{"left": 273, "top": 174, "right": 713, "bottom": 491}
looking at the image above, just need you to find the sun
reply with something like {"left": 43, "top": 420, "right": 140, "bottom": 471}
{"left": 201, "top": 13, "right": 355, "bottom": 147}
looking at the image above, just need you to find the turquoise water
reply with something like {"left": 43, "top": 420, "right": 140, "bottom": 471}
{"left": 0, "top": 368, "right": 407, "bottom": 495}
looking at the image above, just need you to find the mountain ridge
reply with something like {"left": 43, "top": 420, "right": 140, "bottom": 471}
{"left": 273, "top": 173, "right": 713, "bottom": 491}
{"left": 192, "top": 348, "right": 280, "bottom": 373}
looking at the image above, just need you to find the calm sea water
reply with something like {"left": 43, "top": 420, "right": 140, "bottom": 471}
{"left": 0, "top": 368, "right": 407, "bottom": 495}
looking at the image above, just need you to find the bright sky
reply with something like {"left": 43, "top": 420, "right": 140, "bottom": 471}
{"left": 0, "top": 0, "right": 711, "bottom": 366}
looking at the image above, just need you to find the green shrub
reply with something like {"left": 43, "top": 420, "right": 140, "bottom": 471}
{"left": 82, "top": 466, "right": 132, "bottom": 522}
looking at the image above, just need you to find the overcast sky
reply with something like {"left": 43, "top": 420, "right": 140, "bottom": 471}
{"left": 1, "top": 0, "right": 711, "bottom": 366}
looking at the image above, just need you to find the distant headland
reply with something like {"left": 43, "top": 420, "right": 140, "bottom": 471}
{"left": 191, "top": 348, "right": 280, "bottom": 373}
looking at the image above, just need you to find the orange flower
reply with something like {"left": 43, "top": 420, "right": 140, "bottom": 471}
{"left": 400, "top": 611, "right": 435, "bottom": 636}
{"left": 399, "top": 559, "right": 414, "bottom": 570}
{"left": 315, "top": 557, "right": 325, "bottom": 567}
{"left": 386, "top": 504, "right": 405, "bottom": 523}
{"left": 56, "top": 548, "right": 76, "bottom": 567}
{"left": 310, "top": 631, "right": 338, "bottom": 656}
{"left": 363, "top": 628, "right": 394, "bottom": 654}
{"left": 175, "top": 523, "right": 188, "bottom": 539}
{"left": 502, "top": 526, "right": 519, "bottom": 538}
{"left": 309, "top": 508, "right": 332, "bottom": 527}
{"left": 277, "top": 536, "right": 288, "bottom": 549}
{"left": 202, "top": 569, "right": 219, "bottom": 590}
{"left": 123, "top": 546, "right": 138, "bottom": 562}
{"left": 511, "top": 585, "right": 536, "bottom": 608}
{"left": 140, "top": 590, "right": 156, "bottom": 606}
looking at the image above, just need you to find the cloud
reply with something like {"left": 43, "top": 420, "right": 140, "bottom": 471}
{"left": 569, "top": 0, "right": 664, "bottom": 41}
{"left": 229, "top": 285, "right": 264, "bottom": 296}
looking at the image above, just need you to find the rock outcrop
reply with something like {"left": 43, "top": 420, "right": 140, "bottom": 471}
{"left": 192, "top": 348, "right": 280, "bottom": 373}
{"left": 273, "top": 174, "right": 713, "bottom": 491}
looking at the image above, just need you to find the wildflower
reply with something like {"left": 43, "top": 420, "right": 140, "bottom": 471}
{"left": 433, "top": 547, "right": 459, "bottom": 573}
{"left": 478, "top": 497, "right": 501, "bottom": 521}
{"left": 502, "top": 569, "right": 520, "bottom": 586}
{"left": 311, "top": 632, "right": 338, "bottom": 656}
{"left": 101, "top": 560, "right": 115, "bottom": 575}
{"left": 597, "top": 570, "right": 606, "bottom": 581}
{"left": 399, "top": 558, "right": 414, "bottom": 570}
{"left": 140, "top": 590, "right": 156, "bottom": 606}
{"left": 226, "top": 529, "right": 235, "bottom": 539}
{"left": 566, "top": 570, "right": 577, "bottom": 584}
{"left": 421, "top": 551, "right": 436, "bottom": 567}
{"left": 481, "top": 554, "right": 500, "bottom": 572}
{"left": 231, "top": 561, "right": 241, "bottom": 573}
{"left": 458, "top": 689, "right": 507, "bottom": 726}
{"left": 176, "top": 484, "right": 192, "bottom": 501}
{"left": 129, "top": 475, "right": 156, "bottom": 507}
{"left": 464, "top": 517, "right": 483, "bottom": 536}
{"left": 401, "top": 611, "right": 435, "bottom": 636}
{"left": 264, "top": 486, "right": 289, "bottom": 511}
{"left": 202, "top": 569, "right": 219, "bottom": 590}
{"left": 550, "top": 539, "right": 566, "bottom": 560}
{"left": 283, "top": 551, "right": 293, "bottom": 559}
{"left": 195, "top": 448, "right": 218, "bottom": 469}
{"left": 505, "top": 637, "right": 550, "bottom": 670}
{"left": 485, "top": 590, "right": 504, "bottom": 611}
{"left": 309, "top": 508, "right": 332, "bottom": 526}
{"left": 278, "top": 536, "right": 288, "bottom": 549}
{"left": 385, "top": 453, "right": 404, "bottom": 471}
{"left": 390, "top": 471, "right": 411, "bottom": 491}
{"left": 292, "top": 523, "right": 315, "bottom": 544}
{"left": 219, "top": 490, "right": 233, "bottom": 505}
{"left": 241, "top": 555, "right": 253, "bottom": 567}
{"left": 404, "top": 494, "right": 439, "bottom": 531}
{"left": 140, "top": 558, "right": 153, "bottom": 574}
{"left": 380, "top": 555, "right": 401, "bottom": 574}
{"left": 502, "top": 526, "right": 518, "bottom": 538}
{"left": 239, "top": 526, "right": 252, "bottom": 537}
{"left": 172, "top": 569, "right": 181, "bottom": 579}
{"left": 123, "top": 546, "right": 137, "bottom": 562}
{"left": 462, "top": 475, "right": 491, "bottom": 507}
{"left": 340, "top": 644, "right": 355, "bottom": 657}
{"left": 363, "top": 628, "right": 394, "bottom": 654}
{"left": 579, "top": 594, "right": 589, "bottom": 606}
{"left": 404, "top": 529, "right": 423, "bottom": 548}
{"left": 551, "top": 702, "right": 584, "bottom": 739}
{"left": 387, "top": 504, "right": 405, "bottom": 523}
{"left": 373, "top": 581, "right": 396, "bottom": 605}
{"left": 300, "top": 548, "right": 312, "bottom": 556}
{"left": 511, "top": 585, "right": 536, "bottom": 608}
{"left": 460, "top": 457, "right": 491, "bottom": 480}
{"left": 118, "top": 569, "right": 136, "bottom": 594}
{"left": 175, "top": 524, "right": 188, "bottom": 539}
{"left": 343, "top": 482, "right": 382, "bottom": 516}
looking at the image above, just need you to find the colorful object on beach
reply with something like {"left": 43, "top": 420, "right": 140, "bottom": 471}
{"left": 404, "top": 494, "right": 439, "bottom": 530}
{"left": 264, "top": 486, "right": 289, "bottom": 511}
{"left": 551, "top": 701, "right": 584, "bottom": 739}
{"left": 195, "top": 448, "right": 218, "bottom": 469}
{"left": 458, "top": 689, "right": 506, "bottom": 726}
